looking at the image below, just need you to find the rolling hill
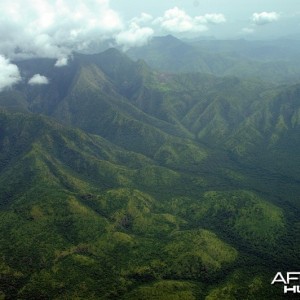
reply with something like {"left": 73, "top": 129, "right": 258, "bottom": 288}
{"left": 0, "top": 47, "right": 300, "bottom": 299}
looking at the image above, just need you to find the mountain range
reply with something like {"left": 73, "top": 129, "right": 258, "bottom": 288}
{"left": 127, "top": 35, "right": 300, "bottom": 84}
{"left": 0, "top": 38, "right": 300, "bottom": 299}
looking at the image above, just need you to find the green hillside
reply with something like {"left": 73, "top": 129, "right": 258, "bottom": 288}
{"left": 0, "top": 47, "right": 300, "bottom": 299}
{"left": 0, "top": 108, "right": 293, "bottom": 299}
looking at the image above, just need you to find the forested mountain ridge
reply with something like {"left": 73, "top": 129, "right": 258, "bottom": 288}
{"left": 0, "top": 46, "right": 300, "bottom": 299}
{"left": 3, "top": 48, "right": 298, "bottom": 158}
{"left": 127, "top": 35, "right": 300, "bottom": 84}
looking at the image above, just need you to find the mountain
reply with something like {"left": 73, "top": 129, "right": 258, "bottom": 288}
{"left": 0, "top": 108, "right": 290, "bottom": 300}
{"left": 127, "top": 35, "right": 236, "bottom": 75}
{"left": 127, "top": 35, "right": 300, "bottom": 84}
{"left": 0, "top": 48, "right": 300, "bottom": 299}
{"left": 186, "top": 38, "right": 300, "bottom": 61}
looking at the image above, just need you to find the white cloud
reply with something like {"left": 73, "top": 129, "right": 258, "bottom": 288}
{"left": 196, "top": 13, "right": 226, "bottom": 25}
{"left": 132, "top": 13, "right": 153, "bottom": 25}
{"left": 28, "top": 74, "right": 49, "bottom": 85}
{"left": 55, "top": 57, "right": 69, "bottom": 67}
{"left": 156, "top": 7, "right": 207, "bottom": 33}
{"left": 0, "top": 0, "right": 124, "bottom": 60}
{"left": 115, "top": 22, "right": 154, "bottom": 49}
{"left": 155, "top": 7, "right": 225, "bottom": 33}
{"left": 115, "top": 12, "right": 154, "bottom": 49}
{"left": 0, "top": 55, "right": 21, "bottom": 91}
{"left": 0, "top": 0, "right": 160, "bottom": 58}
{"left": 252, "top": 12, "right": 280, "bottom": 25}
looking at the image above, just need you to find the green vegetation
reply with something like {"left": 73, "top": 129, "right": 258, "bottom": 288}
{"left": 124, "top": 280, "right": 203, "bottom": 300}
{"left": 164, "top": 229, "right": 237, "bottom": 279}
{"left": 0, "top": 45, "right": 300, "bottom": 299}
{"left": 205, "top": 269, "right": 279, "bottom": 300}
{"left": 200, "top": 191, "right": 285, "bottom": 246}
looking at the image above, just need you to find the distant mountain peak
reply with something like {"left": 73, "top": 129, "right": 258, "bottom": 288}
{"left": 74, "top": 47, "right": 126, "bottom": 64}
{"left": 99, "top": 47, "right": 125, "bottom": 58}
{"left": 152, "top": 34, "right": 185, "bottom": 46}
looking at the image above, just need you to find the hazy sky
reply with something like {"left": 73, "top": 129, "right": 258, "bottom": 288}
{"left": 0, "top": 0, "right": 300, "bottom": 91}
{"left": 111, "top": 0, "right": 300, "bottom": 38}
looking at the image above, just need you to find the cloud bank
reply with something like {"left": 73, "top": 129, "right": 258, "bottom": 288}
{"left": 0, "top": 0, "right": 124, "bottom": 60}
{"left": 252, "top": 12, "right": 280, "bottom": 25}
{"left": 0, "top": 55, "right": 21, "bottom": 91}
{"left": 28, "top": 74, "right": 49, "bottom": 85}
{"left": 115, "top": 23, "right": 154, "bottom": 49}
{"left": 115, "top": 13, "right": 154, "bottom": 49}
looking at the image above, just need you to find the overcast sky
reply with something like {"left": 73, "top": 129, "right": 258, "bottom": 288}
{"left": 0, "top": 0, "right": 300, "bottom": 91}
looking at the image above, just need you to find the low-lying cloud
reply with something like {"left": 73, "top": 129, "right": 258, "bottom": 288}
{"left": 0, "top": 1, "right": 227, "bottom": 61}
{"left": 0, "top": 0, "right": 123, "bottom": 61}
{"left": 252, "top": 12, "right": 280, "bottom": 25}
{"left": 115, "top": 22, "right": 154, "bottom": 49}
{"left": 131, "top": 13, "right": 153, "bottom": 25}
{"left": 0, "top": 55, "right": 21, "bottom": 91}
{"left": 55, "top": 57, "right": 69, "bottom": 67}
{"left": 28, "top": 74, "right": 49, "bottom": 85}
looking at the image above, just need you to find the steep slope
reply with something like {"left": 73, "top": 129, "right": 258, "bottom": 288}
{"left": 228, "top": 83, "right": 300, "bottom": 180}
{"left": 13, "top": 57, "right": 78, "bottom": 115}
{"left": 6, "top": 50, "right": 203, "bottom": 161}
{"left": 52, "top": 58, "right": 194, "bottom": 158}
{"left": 2, "top": 49, "right": 300, "bottom": 183}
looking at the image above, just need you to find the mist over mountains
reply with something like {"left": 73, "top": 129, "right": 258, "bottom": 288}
{"left": 0, "top": 35, "right": 300, "bottom": 299}
{"left": 127, "top": 35, "right": 300, "bottom": 84}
